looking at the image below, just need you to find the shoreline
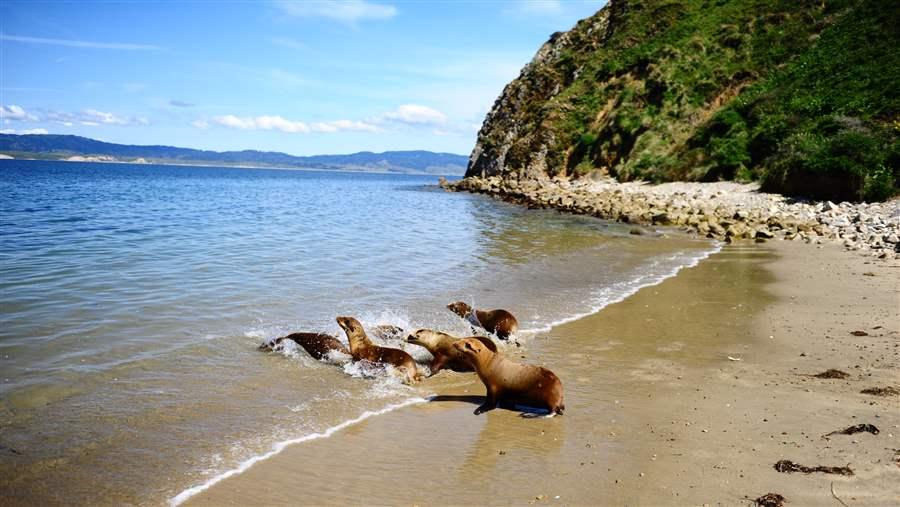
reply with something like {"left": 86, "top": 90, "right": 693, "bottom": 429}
{"left": 0, "top": 155, "right": 465, "bottom": 177}
{"left": 445, "top": 176, "right": 900, "bottom": 259}
{"left": 182, "top": 240, "right": 899, "bottom": 506}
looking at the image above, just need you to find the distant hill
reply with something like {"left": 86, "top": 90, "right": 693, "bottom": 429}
{"left": 0, "top": 134, "right": 468, "bottom": 175}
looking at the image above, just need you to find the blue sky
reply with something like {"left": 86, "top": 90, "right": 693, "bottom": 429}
{"left": 1, "top": 0, "right": 604, "bottom": 156}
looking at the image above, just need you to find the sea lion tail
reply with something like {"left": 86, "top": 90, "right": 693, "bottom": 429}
{"left": 554, "top": 404, "right": 565, "bottom": 416}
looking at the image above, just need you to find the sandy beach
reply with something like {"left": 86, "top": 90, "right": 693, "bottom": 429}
{"left": 182, "top": 240, "right": 899, "bottom": 506}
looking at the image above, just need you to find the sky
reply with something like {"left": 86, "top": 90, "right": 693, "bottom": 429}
{"left": 0, "top": 0, "right": 604, "bottom": 156}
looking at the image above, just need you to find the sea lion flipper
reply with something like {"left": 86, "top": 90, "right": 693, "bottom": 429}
{"left": 429, "top": 355, "right": 447, "bottom": 375}
{"left": 474, "top": 389, "right": 498, "bottom": 415}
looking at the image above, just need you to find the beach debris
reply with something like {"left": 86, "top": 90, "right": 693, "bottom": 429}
{"left": 824, "top": 424, "right": 879, "bottom": 438}
{"left": 754, "top": 493, "right": 786, "bottom": 507}
{"left": 773, "top": 460, "right": 853, "bottom": 476}
{"left": 860, "top": 386, "right": 899, "bottom": 396}
{"left": 862, "top": 271, "right": 875, "bottom": 276}
{"left": 727, "top": 356, "right": 742, "bottom": 361}
{"left": 810, "top": 369, "right": 850, "bottom": 379}
{"left": 1, "top": 445, "right": 22, "bottom": 455}
{"left": 831, "top": 482, "right": 849, "bottom": 507}
{"left": 850, "top": 330, "right": 869, "bottom": 336}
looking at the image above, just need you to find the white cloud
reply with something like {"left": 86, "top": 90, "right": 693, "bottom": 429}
{"left": 382, "top": 104, "right": 447, "bottom": 125}
{"left": 208, "top": 114, "right": 380, "bottom": 134}
{"left": 82, "top": 109, "right": 129, "bottom": 125}
{"left": 1, "top": 104, "right": 38, "bottom": 121}
{"left": 45, "top": 109, "right": 148, "bottom": 127}
{"left": 0, "top": 33, "right": 161, "bottom": 51}
{"left": 311, "top": 119, "right": 380, "bottom": 133}
{"left": 213, "top": 114, "right": 310, "bottom": 133}
{"left": 170, "top": 100, "right": 195, "bottom": 108}
{"left": 0, "top": 128, "right": 49, "bottom": 135}
{"left": 273, "top": 0, "right": 397, "bottom": 24}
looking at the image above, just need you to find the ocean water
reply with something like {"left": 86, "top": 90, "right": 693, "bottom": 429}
{"left": 0, "top": 160, "right": 717, "bottom": 504}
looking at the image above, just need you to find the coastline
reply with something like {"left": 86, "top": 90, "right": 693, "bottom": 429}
{"left": 181, "top": 240, "right": 899, "bottom": 506}
{"left": 446, "top": 176, "right": 900, "bottom": 259}
{"left": 0, "top": 155, "right": 465, "bottom": 177}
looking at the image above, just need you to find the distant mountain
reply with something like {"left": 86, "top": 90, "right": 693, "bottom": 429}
{"left": 0, "top": 134, "right": 468, "bottom": 175}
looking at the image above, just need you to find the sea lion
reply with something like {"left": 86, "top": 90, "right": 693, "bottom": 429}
{"left": 258, "top": 332, "right": 350, "bottom": 360}
{"left": 447, "top": 301, "right": 519, "bottom": 340}
{"left": 406, "top": 329, "right": 497, "bottom": 374}
{"left": 454, "top": 338, "right": 564, "bottom": 415}
{"left": 336, "top": 316, "right": 420, "bottom": 384}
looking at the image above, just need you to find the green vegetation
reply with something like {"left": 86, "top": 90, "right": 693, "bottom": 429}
{"left": 472, "top": 0, "right": 899, "bottom": 201}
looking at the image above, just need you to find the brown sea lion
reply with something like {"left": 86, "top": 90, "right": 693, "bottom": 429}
{"left": 258, "top": 332, "right": 350, "bottom": 360}
{"left": 454, "top": 338, "right": 564, "bottom": 415}
{"left": 446, "top": 301, "right": 518, "bottom": 340}
{"left": 406, "top": 329, "right": 497, "bottom": 374}
{"left": 336, "top": 316, "right": 420, "bottom": 384}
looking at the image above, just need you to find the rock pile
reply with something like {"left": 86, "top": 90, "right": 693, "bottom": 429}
{"left": 446, "top": 176, "right": 900, "bottom": 259}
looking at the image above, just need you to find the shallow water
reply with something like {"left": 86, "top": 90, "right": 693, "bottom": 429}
{"left": 0, "top": 160, "right": 716, "bottom": 504}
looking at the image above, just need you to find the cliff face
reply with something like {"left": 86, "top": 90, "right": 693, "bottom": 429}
{"left": 467, "top": 0, "right": 899, "bottom": 202}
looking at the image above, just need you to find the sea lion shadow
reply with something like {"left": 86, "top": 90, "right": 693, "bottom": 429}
{"left": 428, "top": 395, "right": 554, "bottom": 417}
{"left": 427, "top": 394, "right": 484, "bottom": 405}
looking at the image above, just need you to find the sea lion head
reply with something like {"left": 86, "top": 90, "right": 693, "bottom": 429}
{"left": 336, "top": 316, "right": 368, "bottom": 348}
{"left": 446, "top": 301, "right": 473, "bottom": 318}
{"left": 453, "top": 337, "right": 491, "bottom": 364}
{"left": 407, "top": 328, "right": 441, "bottom": 349}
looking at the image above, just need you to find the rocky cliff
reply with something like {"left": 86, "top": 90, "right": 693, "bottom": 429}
{"left": 467, "top": 0, "right": 898, "bottom": 202}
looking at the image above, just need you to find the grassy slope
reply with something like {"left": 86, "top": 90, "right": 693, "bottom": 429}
{"left": 549, "top": 0, "right": 898, "bottom": 201}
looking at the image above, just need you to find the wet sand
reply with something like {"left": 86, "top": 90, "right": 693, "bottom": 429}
{"left": 185, "top": 241, "right": 899, "bottom": 506}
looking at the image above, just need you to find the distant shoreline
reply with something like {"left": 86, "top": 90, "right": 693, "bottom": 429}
{"left": 0, "top": 155, "right": 465, "bottom": 177}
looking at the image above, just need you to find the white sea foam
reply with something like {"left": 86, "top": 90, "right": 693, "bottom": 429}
{"left": 169, "top": 396, "right": 429, "bottom": 506}
{"left": 520, "top": 243, "right": 722, "bottom": 335}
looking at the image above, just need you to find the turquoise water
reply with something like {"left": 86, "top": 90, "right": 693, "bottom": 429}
{"left": 0, "top": 160, "right": 716, "bottom": 504}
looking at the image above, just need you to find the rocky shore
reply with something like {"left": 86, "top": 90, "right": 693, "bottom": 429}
{"left": 444, "top": 176, "right": 900, "bottom": 259}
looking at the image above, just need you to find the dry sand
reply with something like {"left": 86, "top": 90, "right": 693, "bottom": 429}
{"left": 185, "top": 241, "right": 899, "bottom": 506}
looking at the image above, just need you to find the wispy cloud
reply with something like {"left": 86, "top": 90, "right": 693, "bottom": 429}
{"left": 271, "top": 36, "right": 307, "bottom": 50}
{"left": 123, "top": 82, "right": 149, "bottom": 93}
{"left": 520, "top": 0, "right": 563, "bottom": 14}
{"left": 1, "top": 87, "right": 57, "bottom": 93}
{"left": 382, "top": 104, "right": 446, "bottom": 126}
{"left": 1, "top": 104, "right": 38, "bottom": 122}
{"left": 45, "top": 109, "right": 148, "bottom": 127}
{"left": 0, "top": 128, "right": 49, "bottom": 135}
{"left": 268, "top": 68, "right": 312, "bottom": 88}
{"left": 505, "top": 0, "right": 602, "bottom": 18}
{"left": 208, "top": 114, "right": 380, "bottom": 134}
{"left": 0, "top": 33, "right": 161, "bottom": 51}
{"left": 273, "top": 0, "right": 397, "bottom": 24}
{"left": 170, "top": 100, "right": 195, "bottom": 108}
